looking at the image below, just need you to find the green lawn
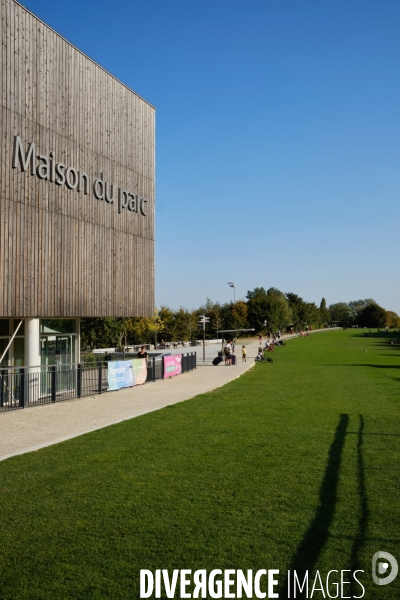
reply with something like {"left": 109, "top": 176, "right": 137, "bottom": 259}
{"left": 0, "top": 330, "right": 399, "bottom": 599}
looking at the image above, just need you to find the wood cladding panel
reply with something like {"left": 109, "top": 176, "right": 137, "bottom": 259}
{"left": 0, "top": 196, "right": 154, "bottom": 317}
{"left": 0, "top": 0, "right": 155, "bottom": 317}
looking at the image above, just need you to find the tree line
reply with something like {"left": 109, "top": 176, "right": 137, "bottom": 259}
{"left": 80, "top": 288, "right": 399, "bottom": 349}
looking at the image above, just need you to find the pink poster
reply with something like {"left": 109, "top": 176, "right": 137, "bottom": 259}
{"left": 163, "top": 354, "right": 182, "bottom": 378}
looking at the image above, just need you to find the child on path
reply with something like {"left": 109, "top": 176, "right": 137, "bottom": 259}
{"left": 242, "top": 345, "right": 247, "bottom": 362}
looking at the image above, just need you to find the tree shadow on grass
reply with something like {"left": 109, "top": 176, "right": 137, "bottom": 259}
{"left": 372, "top": 343, "right": 400, "bottom": 352}
{"left": 325, "top": 364, "right": 400, "bottom": 370}
{"left": 279, "top": 414, "right": 349, "bottom": 598}
{"left": 352, "top": 364, "right": 400, "bottom": 369}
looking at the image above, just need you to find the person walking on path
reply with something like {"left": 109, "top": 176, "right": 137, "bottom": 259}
{"left": 242, "top": 345, "right": 247, "bottom": 362}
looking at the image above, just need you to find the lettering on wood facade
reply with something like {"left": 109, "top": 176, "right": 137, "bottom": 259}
{"left": 0, "top": 0, "right": 155, "bottom": 317}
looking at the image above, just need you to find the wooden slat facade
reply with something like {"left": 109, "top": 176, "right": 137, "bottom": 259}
{"left": 0, "top": 0, "right": 155, "bottom": 317}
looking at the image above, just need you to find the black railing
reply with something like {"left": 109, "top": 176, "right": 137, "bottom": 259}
{"left": 182, "top": 352, "right": 197, "bottom": 372}
{"left": 0, "top": 352, "right": 197, "bottom": 413}
{"left": 146, "top": 356, "right": 164, "bottom": 382}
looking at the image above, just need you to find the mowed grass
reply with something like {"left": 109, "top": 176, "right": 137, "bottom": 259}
{"left": 0, "top": 330, "right": 399, "bottom": 599}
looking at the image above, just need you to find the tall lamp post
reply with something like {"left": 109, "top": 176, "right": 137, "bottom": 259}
{"left": 228, "top": 282, "right": 235, "bottom": 303}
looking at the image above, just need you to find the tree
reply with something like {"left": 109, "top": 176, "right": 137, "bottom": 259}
{"left": 357, "top": 303, "right": 387, "bottom": 328}
{"left": 348, "top": 299, "right": 375, "bottom": 322}
{"left": 386, "top": 311, "right": 400, "bottom": 328}
{"left": 211, "top": 312, "right": 223, "bottom": 332}
{"left": 303, "top": 302, "right": 321, "bottom": 328}
{"left": 126, "top": 317, "right": 151, "bottom": 345}
{"left": 230, "top": 300, "right": 249, "bottom": 331}
{"left": 80, "top": 318, "right": 130, "bottom": 349}
{"left": 220, "top": 300, "right": 249, "bottom": 333}
{"left": 246, "top": 287, "right": 268, "bottom": 301}
{"left": 146, "top": 309, "right": 165, "bottom": 346}
{"left": 159, "top": 306, "right": 175, "bottom": 341}
{"left": 328, "top": 303, "right": 354, "bottom": 327}
{"left": 172, "top": 308, "right": 198, "bottom": 341}
{"left": 319, "top": 298, "right": 330, "bottom": 325}
{"left": 197, "top": 299, "right": 223, "bottom": 339}
{"left": 247, "top": 295, "right": 270, "bottom": 333}
{"left": 286, "top": 293, "right": 307, "bottom": 328}
{"left": 248, "top": 288, "right": 291, "bottom": 332}
{"left": 265, "top": 288, "right": 291, "bottom": 331}
{"left": 114, "top": 318, "right": 129, "bottom": 348}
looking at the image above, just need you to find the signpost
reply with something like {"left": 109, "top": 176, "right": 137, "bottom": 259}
{"left": 198, "top": 315, "right": 210, "bottom": 366}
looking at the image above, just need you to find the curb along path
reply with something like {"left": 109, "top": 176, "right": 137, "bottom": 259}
{"left": 0, "top": 329, "right": 338, "bottom": 462}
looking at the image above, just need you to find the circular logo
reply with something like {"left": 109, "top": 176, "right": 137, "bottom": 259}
{"left": 372, "top": 552, "right": 398, "bottom": 586}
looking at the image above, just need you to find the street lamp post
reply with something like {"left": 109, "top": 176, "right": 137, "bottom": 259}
{"left": 228, "top": 282, "right": 235, "bottom": 303}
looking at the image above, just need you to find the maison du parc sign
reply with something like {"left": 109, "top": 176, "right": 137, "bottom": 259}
{"left": 12, "top": 135, "right": 149, "bottom": 216}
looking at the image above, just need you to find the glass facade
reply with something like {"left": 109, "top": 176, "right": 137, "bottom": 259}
{"left": 39, "top": 320, "right": 78, "bottom": 394}
{"left": 40, "top": 319, "right": 76, "bottom": 366}
{"left": 0, "top": 318, "right": 78, "bottom": 368}
{"left": 0, "top": 319, "right": 24, "bottom": 366}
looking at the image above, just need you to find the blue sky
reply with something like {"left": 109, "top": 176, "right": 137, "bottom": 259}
{"left": 23, "top": 0, "right": 400, "bottom": 313}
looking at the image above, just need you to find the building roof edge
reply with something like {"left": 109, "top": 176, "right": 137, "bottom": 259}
{"left": 12, "top": 0, "right": 156, "bottom": 110}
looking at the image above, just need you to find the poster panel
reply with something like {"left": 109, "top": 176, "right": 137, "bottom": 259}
{"left": 163, "top": 354, "right": 182, "bottom": 378}
{"left": 108, "top": 361, "right": 134, "bottom": 391}
{"left": 131, "top": 358, "right": 147, "bottom": 385}
{"left": 108, "top": 359, "right": 147, "bottom": 390}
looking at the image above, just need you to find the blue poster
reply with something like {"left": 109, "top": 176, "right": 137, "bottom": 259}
{"left": 107, "top": 360, "right": 134, "bottom": 391}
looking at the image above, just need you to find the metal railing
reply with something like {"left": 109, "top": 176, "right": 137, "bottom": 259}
{"left": 0, "top": 352, "right": 197, "bottom": 413}
{"left": 182, "top": 352, "right": 197, "bottom": 372}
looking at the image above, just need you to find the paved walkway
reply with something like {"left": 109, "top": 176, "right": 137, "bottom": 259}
{"left": 0, "top": 329, "right": 337, "bottom": 462}
{"left": 0, "top": 341, "right": 260, "bottom": 462}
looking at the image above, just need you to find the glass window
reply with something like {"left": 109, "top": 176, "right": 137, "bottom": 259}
{"left": 13, "top": 319, "right": 24, "bottom": 335}
{"left": 0, "top": 338, "right": 10, "bottom": 365}
{"left": 41, "top": 337, "right": 57, "bottom": 365}
{"left": 41, "top": 319, "right": 76, "bottom": 334}
{"left": 14, "top": 338, "right": 24, "bottom": 366}
{"left": 0, "top": 319, "right": 9, "bottom": 336}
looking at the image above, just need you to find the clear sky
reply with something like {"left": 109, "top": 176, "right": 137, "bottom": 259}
{"left": 22, "top": 0, "right": 400, "bottom": 313}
